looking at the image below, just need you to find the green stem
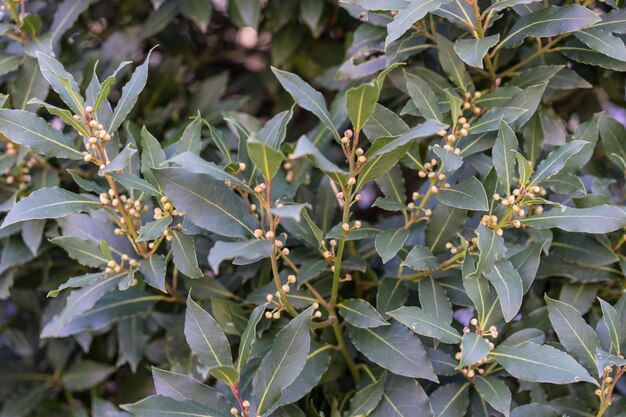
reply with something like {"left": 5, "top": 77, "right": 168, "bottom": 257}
{"left": 332, "top": 322, "right": 360, "bottom": 382}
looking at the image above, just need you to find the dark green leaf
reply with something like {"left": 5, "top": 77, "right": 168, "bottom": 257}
{"left": 338, "top": 299, "right": 389, "bottom": 328}
{"left": 388, "top": 306, "right": 461, "bottom": 344}
{"left": 438, "top": 176, "right": 488, "bottom": 211}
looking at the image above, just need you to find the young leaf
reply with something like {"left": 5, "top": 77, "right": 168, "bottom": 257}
{"left": 36, "top": 51, "right": 84, "bottom": 116}
{"left": 491, "top": 342, "right": 597, "bottom": 384}
{"left": 246, "top": 138, "right": 283, "bottom": 180}
{"left": 338, "top": 299, "right": 389, "bottom": 328}
{"left": 253, "top": 306, "right": 314, "bottom": 415}
{"left": 184, "top": 295, "right": 237, "bottom": 384}
{"left": 176, "top": 111, "right": 202, "bottom": 155}
{"left": 108, "top": 48, "right": 154, "bottom": 134}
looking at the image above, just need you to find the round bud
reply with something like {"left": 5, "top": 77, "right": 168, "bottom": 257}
{"left": 266, "top": 231, "right": 275, "bottom": 240}
{"left": 265, "top": 311, "right": 273, "bottom": 319}
{"left": 354, "top": 220, "right": 362, "bottom": 229}
{"left": 238, "top": 162, "right": 246, "bottom": 171}
{"left": 347, "top": 177, "right": 356, "bottom": 185}
{"left": 342, "top": 223, "right": 350, "bottom": 232}
{"left": 287, "top": 274, "right": 296, "bottom": 284}
{"left": 273, "top": 312, "right": 281, "bottom": 320}
{"left": 85, "top": 105, "right": 94, "bottom": 113}
{"left": 314, "top": 311, "right": 322, "bottom": 318}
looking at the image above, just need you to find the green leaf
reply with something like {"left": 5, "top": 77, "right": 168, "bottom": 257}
{"left": 169, "top": 152, "right": 252, "bottom": 193}
{"left": 404, "top": 71, "right": 441, "bottom": 121}
{"left": 122, "top": 395, "right": 230, "bottom": 417}
{"left": 459, "top": 333, "right": 490, "bottom": 367}
{"left": 474, "top": 376, "right": 511, "bottom": 417}
{"left": 292, "top": 135, "right": 349, "bottom": 184}
{"left": 475, "top": 224, "right": 506, "bottom": 276}
{"left": 388, "top": 306, "right": 461, "bottom": 344}
{"left": 152, "top": 368, "right": 230, "bottom": 410}
{"left": 140, "top": 254, "right": 167, "bottom": 292}
{"left": 207, "top": 239, "right": 273, "bottom": 273}
{"left": 377, "top": 278, "right": 408, "bottom": 319}
{"left": 171, "top": 231, "right": 203, "bottom": 279}
{"left": 530, "top": 140, "right": 586, "bottom": 185}
{"left": 176, "top": 111, "right": 202, "bottom": 155}
{"left": 546, "top": 295, "right": 599, "bottom": 374}
{"left": 521, "top": 205, "right": 626, "bottom": 234}
{"left": 437, "top": 33, "right": 472, "bottom": 89}
{"left": 247, "top": 139, "right": 283, "bottom": 180}
{"left": 236, "top": 304, "right": 266, "bottom": 371}
{"left": 357, "top": 120, "right": 446, "bottom": 189}
{"left": 509, "top": 241, "right": 545, "bottom": 292}
{"left": 271, "top": 67, "right": 339, "bottom": 140}
{"left": 270, "top": 341, "right": 332, "bottom": 413}
{"left": 348, "top": 373, "right": 386, "bottom": 417}
{"left": 375, "top": 228, "right": 410, "bottom": 264}
{"left": 598, "top": 299, "right": 622, "bottom": 356}
{"left": 349, "top": 322, "right": 437, "bottom": 381}
{"left": 385, "top": 0, "right": 450, "bottom": 47}
{"left": 426, "top": 205, "right": 466, "bottom": 252}
{"left": 453, "top": 35, "right": 499, "bottom": 69}
{"left": 338, "top": 299, "right": 389, "bottom": 328}
{"left": 430, "top": 383, "right": 470, "bottom": 417}
{"left": 438, "top": 176, "right": 488, "bottom": 211}
{"left": 253, "top": 306, "right": 313, "bottom": 415}
{"left": 369, "top": 375, "right": 433, "bottom": 417}
{"left": 93, "top": 61, "right": 132, "bottom": 113}
{"left": 2, "top": 187, "right": 100, "bottom": 228}
{"left": 154, "top": 167, "right": 259, "bottom": 238}
{"left": 110, "top": 173, "right": 160, "bottom": 196}
{"left": 62, "top": 360, "right": 114, "bottom": 391}
{"left": 575, "top": 28, "right": 626, "bottom": 61}
{"left": 256, "top": 108, "right": 293, "bottom": 149}
{"left": 41, "top": 272, "right": 125, "bottom": 338}
{"left": 599, "top": 114, "right": 626, "bottom": 173}
{"left": 0, "top": 109, "right": 84, "bottom": 160}
{"left": 499, "top": 5, "right": 601, "bottom": 49}
{"left": 184, "top": 295, "right": 237, "bottom": 384}
{"left": 50, "top": 236, "right": 107, "bottom": 268}
{"left": 109, "top": 48, "right": 154, "bottom": 134}
{"left": 402, "top": 246, "right": 438, "bottom": 271}
{"left": 486, "top": 259, "right": 523, "bottom": 322}
{"left": 491, "top": 342, "right": 597, "bottom": 384}
{"left": 493, "top": 121, "right": 518, "bottom": 194}
{"left": 419, "top": 276, "right": 453, "bottom": 323}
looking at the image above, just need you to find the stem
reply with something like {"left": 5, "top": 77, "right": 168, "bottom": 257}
{"left": 470, "top": 0, "right": 496, "bottom": 80}
{"left": 497, "top": 34, "right": 570, "bottom": 79}
{"left": 332, "top": 322, "right": 360, "bottom": 382}
{"left": 330, "top": 191, "right": 351, "bottom": 307}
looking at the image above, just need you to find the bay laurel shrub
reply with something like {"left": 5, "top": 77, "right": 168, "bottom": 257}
{"left": 2, "top": 0, "right": 626, "bottom": 417}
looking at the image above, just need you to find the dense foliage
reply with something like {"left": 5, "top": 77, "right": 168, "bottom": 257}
{"left": 2, "top": 0, "right": 626, "bottom": 416}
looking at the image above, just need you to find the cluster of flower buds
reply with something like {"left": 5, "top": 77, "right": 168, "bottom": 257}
{"left": 78, "top": 106, "right": 114, "bottom": 166}
{"left": 5, "top": 142, "right": 17, "bottom": 156}
{"left": 153, "top": 196, "right": 182, "bottom": 219}
{"left": 445, "top": 242, "right": 461, "bottom": 254}
{"left": 463, "top": 90, "right": 483, "bottom": 116}
{"left": 3, "top": 156, "right": 34, "bottom": 189}
{"left": 104, "top": 254, "right": 138, "bottom": 274}
{"left": 339, "top": 129, "right": 354, "bottom": 146}
{"left": 284, "top": 154, "right": 295, "bottom": 183}
{"left": 229, "top": 400, "right": 250, "bottom": 416}
{"left": 480, "top": 214, "right": 503, "bottom": 235}
{"left": 341, "top": 220, "right": 361, "bottom": 234}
